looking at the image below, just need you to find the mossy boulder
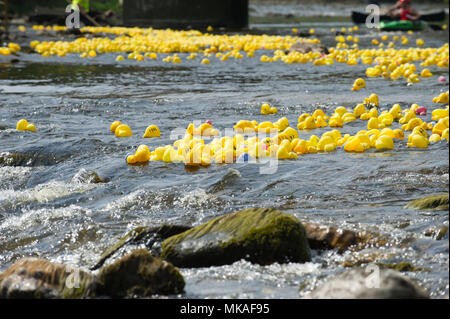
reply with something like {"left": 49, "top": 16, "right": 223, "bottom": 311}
{"left": 97, "top": 249, "right": 185, "bottom": 297}
{"left": 91, "top": 224, "right": 191, "bottom": 270}
{"left": 406, "top": 194, "right": 449, "bottom": 211}
{"left": 160, "top": 208, "right": 311, "bottom": 267}
{"left": 0, "top": 258, "right": 96, "bottom": 299}
{"left": 305, "top": 268, "right": 429, "bottom": 299}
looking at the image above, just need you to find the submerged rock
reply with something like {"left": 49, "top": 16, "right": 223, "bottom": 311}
{"left": 160, "top": 208, "right": 311, "bottom": 267}
{"left": 304, "top": 223, "right": 361, "bottom": 253}
{"left": 305, "top": 267, "right": 429, "bottom": 299}
{"left": 71, "top": 168, "right": 104, "bottom": 184}
{"left": 406, "top": 194, "right": 449, "bottom": 211}
{"left": 97, "top": 249, "right": 185, "bottom": 297}
{"left": 91, "top": 224, "right": 191, "bottom": 270}
{"left": 0, "top": 258, "right": 96, "bottom": 299}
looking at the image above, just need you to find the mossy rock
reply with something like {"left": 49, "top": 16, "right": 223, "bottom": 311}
{"left": 97, "top": 249, "right": 185, "bottom": 297}
{"left": 91, "top": 224, "right": 191, "bottom": 270}
{"left": 0, "top": 258, "right": 96, "bottom": 299}
{"left": 160, "top": 208, "right": 311, "bottom": 267}
{"left": 406, "top": 194, "right": 449, "bottom": 211}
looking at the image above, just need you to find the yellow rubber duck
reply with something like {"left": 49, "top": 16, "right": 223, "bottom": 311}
{"left": 234, "top": 120, "right": 256, "bottom": 133}
{"left": 261, "top": 103, "right": 278, "bottom": 115}
{"left": 431, "top": 107, "right": 449, "bottom": 121}
{"left": 402, "top": 118, "right": 423, "bottom": 131}
{"left": 420, "top": 68, "right": 432, "bottom": 78}
{"left": 312, "top": 109, "right": 329, "bottom": 120}
{"left": 127, "top": 144, "right": 151, "bottom": 164}
{"left": 115, "top": 124, "right": 132, "bottom": 137}
{"left": 353, "top": 104, "right": 366, "bottom": 118}
{"left": 367, "top": 117, "right": 379, "bottom": 130}
{"left": 16, "top": 119, "right": 36, "bottom": 132}
{"left": 432, "top": 117, "right": 449, "bottom": 135}
{"left": 363, "top": 94, "right": 379, "bottom": 107}
{"left": 407, "top": 134, "right": 429, "bottom": 148}
{"left": 143, "top": 125, "right": 160, "bottom": 138}
{"left": 442, "top": 128, "right": 449, "bottom": 142}
{"left": 315, "top": 116, "right": 328, "bottom": 127}
{"left": 328, "top": 114, "right": 343, "bottom": 127}
{"left": 433, "top": 91, "right": 449, "bottom": 104}
{"left": 274, "top": 117, "right": 290, "bottom": 131}
{"left": 375, "top": 135, "right": 394, "bottom": 150}
{"left": 344, "top": 136, "right": 364, "bottom": 153}
{"left": 429, "top": 133, "right": 441, "bottom": 143}
{"left": 110, "top": 121, "right": 122, "bottom": 133}
{"left": 297, "top": 116, "right": 317, "bottom": 130}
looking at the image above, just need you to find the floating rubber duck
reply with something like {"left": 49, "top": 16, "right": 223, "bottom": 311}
{"left": 399, "top": 111, "right": 415, "bottom": 124}
{"left": 393, "top": 129, "right": 405, "bottom": 140}
{"left": 315, "top": 116, "right": 328, "bottom": 127}
{"left": 378, "top": 113, "right": 394, "bottom": 126}
{"left": 431, "top": 107, "right": 449, "bottom": 121}
{"left": 429, "top": 133, "right": 441, "bottom": 143}
{"left": 317, "top": 135, "right": 336, "bottom": 152}
{"left": 274, "top": 117, "right": 290, "bottom": 131}
{"left": 16, "top": 119, "right": 36, "bottom": 132}
{"left": 367, "top": 117, "right": 379, "bottom": 130}
{"left": 420, "top": 69, "right": 432, "bottom": 78}
{"left": 110, "top": 121, "right": 122, "bottom": 133}
{"left": 115, "top": 124, "right": 132, "bottom": 137}
{"left": 297, "top": 116, "right": 317, "bottom": 130}
{"left": 407, "top": 133, "right": 429, "bottom": 148}
{"left": 276, "top": 140, "right": 297, "bottom": 159}
{"left": 351, "top": 78, "right": 366, "bottom": 91}
{"left": 143, "top": 125, "right": 160, "bottom": 138}
{"left": 363, "top": 94, "right": 379, "bottom": 107}
{"left": 342, "top": 113, "right": 356, "bottom": 123}
{"left": 127, "top": 144, "right": 150, "bottom": 164}
{"left": 353, "top": 104, "right": 366, "bottom": 118}
{"left": 344, "top": 136, "right": 364, "bottom": 153}
{"left": 261, "top": 103, "right": 278, "bottom": 115}
{"left": 375, "top": 135, "right": 394, "bottom": 150}
{"left": 401, "top": 118, "right": 423, "bottom": 131}
{"left": 432, "top": 117, "right": 449, "bottom": 135}
{"left": 234, "top": 120, "right": 256, "bottom": 133}
{"left": 312, "top": 109, "right": 329, "bottom": 120}
{"left": 433, "top": 91, "right": 449, "bottom": 104}
{"left": 328, "top": 114, "right": 343, "bottom": 127}
{"left": 442, "top": 128, "right": 449, "bottom": 142}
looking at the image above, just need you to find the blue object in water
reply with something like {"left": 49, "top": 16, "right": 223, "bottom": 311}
{"left": 237, "top": 153, "right": 251, "bottom": 163}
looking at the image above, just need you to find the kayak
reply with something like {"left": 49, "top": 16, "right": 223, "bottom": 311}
{"left": 379, "top": 20, "right": 426, "bottom": 31}
{"left": 351, "top": 10, "right": 446, "bottom": 24}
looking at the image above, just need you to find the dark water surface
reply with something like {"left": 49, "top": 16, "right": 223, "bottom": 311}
{"left": 0, "top": 14, "right": 449, "bottom": 298}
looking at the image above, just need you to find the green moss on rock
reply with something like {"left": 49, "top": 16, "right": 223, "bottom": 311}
{"left": 160, "top": 208, "right": 311, "bottom": 267}
{"left": 406, "top": 194, "right": 449, "bottom": 211}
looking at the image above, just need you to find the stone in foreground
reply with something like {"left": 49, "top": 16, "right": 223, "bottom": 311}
{"left": 0, "top": 258, "right": 96, "bottom": 299}
{"left": 160, "top": 208, "right": 311, "bottom": 267}
{"left": 97, "top": 249, "right": 185, "bottom": 297}
{"left": 305, "top": 267, "right": 429, "bottom": 299}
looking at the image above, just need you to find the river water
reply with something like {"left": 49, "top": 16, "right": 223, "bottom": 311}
{"left": 0, "top": 4, "right": 449, "bottom": 298}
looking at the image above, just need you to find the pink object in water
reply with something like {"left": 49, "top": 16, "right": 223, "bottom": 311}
{"left": 415, "top": 106, "right": 427, "bottom": 116}
{"left": 206, "top": 120, "right": 212, "bottom": 125}
{"left": 262, "top": 144, "right": 268, "bottom": 151}
{"left": 438, "top": 76, "right": 447, "bottom": 83}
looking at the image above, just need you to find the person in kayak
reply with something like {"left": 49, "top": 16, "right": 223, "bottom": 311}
{"left": 386, "top": 0, "right": 420, "bottom": 21}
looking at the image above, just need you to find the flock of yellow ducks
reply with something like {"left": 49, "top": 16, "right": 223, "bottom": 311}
{"left": 5, "top": 24, "right": 449, "bottom": 167}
